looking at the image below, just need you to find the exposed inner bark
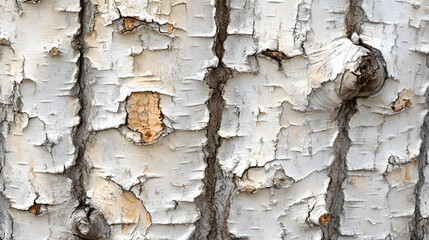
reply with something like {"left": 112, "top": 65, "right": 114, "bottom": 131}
{"left": 125, "top": 92, "right": 164, "bottom": 144}
{"left": 261, "top": 49, "right": 289, "bottom": 61}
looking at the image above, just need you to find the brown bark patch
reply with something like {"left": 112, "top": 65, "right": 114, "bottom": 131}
{"left": 261, "top": 49, "right": 288, "bottom": 61}
{"left": 124, "top": 18, "right": 136, "bottom": 31}
{"left": 166, "top": 24, "right": 174, "bottom": 34}
{"left": 126, "top": 92, "right": 163, "bottom": 144}
{"left": 319, "top": 214, "right": 331, "bottom": 226}
{"left": 123, "top": 191, "right": 143, "bottom": 222}
{"left": 29, "top": 204, "right": 41, "bottom": 215}
{"left": 0, "top": 38, "right": 9, "bottom": 45}
{"left": 386, "top": 161, "right": 418, "bottom": 184}
{"left": 392, "top": 89, "right": 415, "bottom": 112}
{"left": 49, "top": 47, "right": 59, "bottom": 56}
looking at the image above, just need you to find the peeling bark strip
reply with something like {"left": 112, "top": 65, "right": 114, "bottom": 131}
{"left": 338, "top": 0, "right": 427, "bottom": 238}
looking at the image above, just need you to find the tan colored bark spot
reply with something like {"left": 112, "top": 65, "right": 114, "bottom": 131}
{"left": 319, "top": 214, "right": 331, "bottom": 226}
{"left": 29, "top": 204, "right": 41, "bottom": 215}
{"left": 386, "top": 161, "right": 418, "bottom": 184}
{"left": 49, "top": 47, "right": 59, "bottom": 56}
{"left": 0, "top": 38, "right": 8, "bottom": 45}
{"left": 123, "top": 191, "right": 143, "bottom": 221}
{"left": 71, "top": 41, "right": 81, "bottom": 50}
{"left": 167, "top": 24, "right": 174, "bottom": 34}
{"left": 243, "top": 185, "right": 256, "bottom": 193}
{"left": 126, "top": 92, "right": 163, "bottom": 144}
{"left": 89, "top": 177, "right": 152, "bottom": 235}
{"left": 391, "top": 89, "right": 414, "bottom": 112}
{"left": 262, "top": 49, "right": 288, "bottom": 61}
{"left": 405, "top": 164, "right": 411, "bottom": 181}
{"left": 124, "top": 18, "right": 136, "bottom": 31}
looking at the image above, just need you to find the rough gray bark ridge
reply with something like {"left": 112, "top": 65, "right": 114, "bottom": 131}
{"left": 0, "top": 0, "right": 428, "bottom": 239}
{"left": 192, "top": 0, "right": 236, "bottom": 238}
{"left": 322, "top": 99, "right": 356, "bottom": 240}
{"left": 413, "top": 89, "right": 429, "bottom": 240}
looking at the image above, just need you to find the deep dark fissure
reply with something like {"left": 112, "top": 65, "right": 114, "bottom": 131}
{"left": 321, "top": 100, "right": 357, "bottom": 240}
{"left": 67, "top": 0, "right": 111, "bottom": 238}
{"left": 192, "top": 0, "right": 237, "bottom": 239}
{"left": 412, "top": 89, "right": 429, "bottom": 239}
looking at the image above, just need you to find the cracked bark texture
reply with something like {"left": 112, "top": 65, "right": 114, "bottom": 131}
{"left": 0, "top": 0, "right": 427, "bottom": 239}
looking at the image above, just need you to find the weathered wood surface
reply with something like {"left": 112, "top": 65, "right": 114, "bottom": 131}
{"left": 0, "top": 0, "right": 428, "bottom": 239}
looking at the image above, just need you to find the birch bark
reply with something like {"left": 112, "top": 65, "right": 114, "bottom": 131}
{"left": 0, "top": 0, "right": 427, "bottom": 239}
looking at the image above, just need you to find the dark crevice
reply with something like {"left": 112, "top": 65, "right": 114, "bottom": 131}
{"left": 347, "top": 0, "right": 427, "bottom": 238}
{"left": 67, "top": 0, "right": 110, "bottom": 238}
{"left": 0, "top": 40, "right": 23, "bottom": 240}
{"left": 321, "top": 100, "right": 357, "bottom": 240}
{"left": 67, "top": 0, "right": 91, "bottom": 205}
{"left": 412, "top": 88, "right": 429, "bottom": 240}
{"left": 345, "top": 0, "right": 367, "bottom": 38}
{"left": 261, "top": 49, "right": 289, "bottom": 62}
{"left": 322, "top": 1, "right": 388, "bottom": 239}
{"left": 0, "top": 131, "right": 13, "bottom": 239}
{"left": 192, "top": 0, "right": 236, "bottom": 239}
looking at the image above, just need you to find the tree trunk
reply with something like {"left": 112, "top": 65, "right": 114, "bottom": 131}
{"left": 0, "top": 0, "right": 428, "bottom": 239}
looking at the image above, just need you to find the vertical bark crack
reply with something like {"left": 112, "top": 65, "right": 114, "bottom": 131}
{"left": 345, "top": 0, "right": 367, "bottom": 39}
{"left": 0, "top": 26, "right": 23, "bottom": 240}
{"left": 322, "top": 1, "right": 388, "bottom": 238}
{"left": 0, "top": 133, "right": 13, "bottom": 239}
{"left": 192, "top": 0, "right": 236, "bottom": 239}
{"left": 67, "top": 0, "right": 91, "bottom": 206}
{"left": 412, "top": 89, "right": 429, "bottom": 239}
{"left": 321, "top": 100, "right": 356, "bottom": 240}
{"left": 68, "top": 0, "right": 110, "bottom": 238}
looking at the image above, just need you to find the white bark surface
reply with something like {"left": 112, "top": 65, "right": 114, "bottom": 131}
{"left": 0, "top": 0, "right": 428, "bottom": 239}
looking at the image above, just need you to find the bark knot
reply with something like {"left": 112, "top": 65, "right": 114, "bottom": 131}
{"left": 73, "top": 209, "right": 110, "bottom": 240}
{"left": 337, "top": 52, "right": 386, "bottom": 100}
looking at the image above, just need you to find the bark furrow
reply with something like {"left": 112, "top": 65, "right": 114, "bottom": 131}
{"left": 193, "top": 0, "right": 236, "bottom": 239}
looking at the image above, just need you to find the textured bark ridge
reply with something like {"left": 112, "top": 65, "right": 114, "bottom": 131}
{"left": 0, "top": 0, "right": 428, "bottom": 239}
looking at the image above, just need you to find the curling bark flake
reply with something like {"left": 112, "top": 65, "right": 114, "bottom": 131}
{"left": 0, "top": 0, "right": 427, "bottom": 240}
